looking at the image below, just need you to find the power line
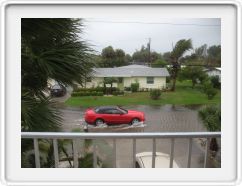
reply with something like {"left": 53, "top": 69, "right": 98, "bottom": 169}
{"left": 84, "top": 20, "right": 220, "bottom": 27}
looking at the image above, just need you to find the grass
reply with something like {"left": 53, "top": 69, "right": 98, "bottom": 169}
{"left": 65, "top": 80, "right": 221, "bottom": 107}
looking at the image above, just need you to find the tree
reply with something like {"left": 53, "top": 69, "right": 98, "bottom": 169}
{"left": 180, "top": 44, "right": 208, "bottom": 66}
{"left": 162, "top": 52, "right": 172, "bottom": 63}
{"left": 170, "top": 39, "right": 192, "bottom": 91}
{"left": 103, "top": 77, "right": 118, "bottom": 94}
{"left": 101, "top": 46, "right": 128, "bottom": 67}
{"left": 207, "top": 45, "right": 221, "bottom": 67}
{"left": 124, "top": 54, "right": 132, "bottom": 63}
{"left": 179, "top": 66, "right": 208, "bottom": 88}
{"left": 132, "top": 45, "right": 149, "bottom": 63}
{"left": 21, "top": 18, "right": 93, "bottom": 166}
{"left": 195, "top": 44, "right": 207, "bottom": 58}
{"left": 115, "top": 49, "right": 126, "bottom": 67}
{"left": 101, "top": 46, "right": 116, "bottom": 67}
{"left": 132, "top": 45, "right": 162, "bottom": 64}
{"left": 151, "top": 59, "right": 168, "bottom": 68}
{"left": 22, "top": 18, "right": 93, "bottom": 131}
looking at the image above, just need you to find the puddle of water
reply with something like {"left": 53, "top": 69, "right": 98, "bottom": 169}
{"left": 79, "top": 121, "right": 146, "bottom": 131}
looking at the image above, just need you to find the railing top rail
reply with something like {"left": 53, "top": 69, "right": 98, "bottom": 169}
{"left": 21, "top": 132, "right": 221, "bottom": 139}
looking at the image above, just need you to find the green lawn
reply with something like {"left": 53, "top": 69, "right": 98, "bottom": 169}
{"left": 65, "top": 81, "right": 221, "bottom": 107}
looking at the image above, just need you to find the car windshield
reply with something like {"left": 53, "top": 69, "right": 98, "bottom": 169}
{"left": 118, "top": 107, "right": 128, "bottom": 114}
{"left": 52, "top": 84, "right": 61, "bottom": 89}
{"left": 94, "top": 107, "right": 100, "bottom": 113}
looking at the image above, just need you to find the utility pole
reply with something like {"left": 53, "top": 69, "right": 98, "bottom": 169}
{"left": 147, "top": 38, "right": 151, "bottom": 67}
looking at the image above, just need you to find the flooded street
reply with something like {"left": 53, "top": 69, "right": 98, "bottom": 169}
{"left": 60, "top": 105, "right": 220, "bottom": 168}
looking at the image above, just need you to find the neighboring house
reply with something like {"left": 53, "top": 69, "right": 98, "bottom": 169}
{"left": 204, "top": 67, "right": 221, "bottom": 82}
{"left": 84, "top": 65, "right": 170, "bottom": 90}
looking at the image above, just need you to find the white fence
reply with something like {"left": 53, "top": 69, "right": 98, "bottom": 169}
{"left": 21, "top": 132, "right": 221, "bottom": 168}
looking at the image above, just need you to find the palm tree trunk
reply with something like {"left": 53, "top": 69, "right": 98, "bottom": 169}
{"left": 171, "top": 67, "right": 178, "bottom": 91}
{"left": 209, "top": 138, "right": 218, "bottom": 156}
{"left": 171, "top": 77, "right": 177, "bottom": 91}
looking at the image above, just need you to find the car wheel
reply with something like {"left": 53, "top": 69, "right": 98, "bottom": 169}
{"left": 131, "top": 118, "right": 140, "bottom": 125}
{"left": 95, "top": 119, "right": 104, "bottom": 126}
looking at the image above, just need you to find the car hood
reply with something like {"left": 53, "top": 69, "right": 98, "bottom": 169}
{"left": 128, "top": 110, "right": 143, "bottom": 114}
{"left": 136, "top": 152, "right": 179, "bottom": 168}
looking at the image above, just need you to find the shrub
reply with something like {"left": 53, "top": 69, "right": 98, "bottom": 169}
{"left": 206, "top": 88, "right": 217, "bottom": 100}
{"left": 90, "top": 91, "right": 97, "bottom": 96}
{"left": 96, "top": 92, "right": 104, "bottom": 96}
{"left": 75, "top": 87, "right": 105, "bottom": 93}
{"left": 104, "top": 87, "right": 119, "bottom": 95}
{"left": 150, "top": 89, "right": 161, "bottom": 100}
{"left": 71, "top": 91, "right": 103, "bottom": 97}
{"left": 199, "top": 105, "right": 221, "bottom": 131}
{"left": 198, "top": 105, "right": 221, "bottom": 152}
{"left": 95, "top": 86, "right": 105, "bottom": 92}
{"left": 203, "top": 81, "right": 218, "bottom": 100}
{"left": 71, "top": 92, "right": 81, "bottom": 96}
{"left": 210, "top": 76, "right": 221, "bottom": 89}
{"left": 131, "top": 83, "right": 139, "bottom": 92}
{"left": 124, "top": 87, "right": 131, "bottom": 91}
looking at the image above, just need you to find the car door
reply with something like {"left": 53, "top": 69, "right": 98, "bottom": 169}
{"left": 99, "top": 108, "right": 113, "bottom": 124}
{"left": 109, "top": 109, "right": 128, "bottom": 124}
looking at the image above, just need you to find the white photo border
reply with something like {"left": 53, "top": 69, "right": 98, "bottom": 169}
{"left": 0, "top": 1, "right": 241, "bottom": 185}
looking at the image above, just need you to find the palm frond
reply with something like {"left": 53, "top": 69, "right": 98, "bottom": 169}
{"left": 21, "top": 91, "right": 62, "bottom": 132}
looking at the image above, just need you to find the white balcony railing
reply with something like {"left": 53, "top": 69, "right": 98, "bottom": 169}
{"left": 21, "top": 132, "right": 221, "bottom": 168}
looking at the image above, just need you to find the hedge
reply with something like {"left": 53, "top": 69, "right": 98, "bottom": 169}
{"left": 112, "top": 91, "right": 125, "bottom": 96}
{"left": 71, "top": 91, "right": 104, "bottom": 97}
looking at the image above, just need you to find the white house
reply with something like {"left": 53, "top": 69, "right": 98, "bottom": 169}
{"left": 204, "top": 67, "right": 221, "bottom": 82}
{"left": 84, "top": 65, "right": 170, "bottom": 90}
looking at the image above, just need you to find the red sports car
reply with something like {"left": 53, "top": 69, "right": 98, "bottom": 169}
{"left": 84, "top": 106, "right": 145, "bottom": 126}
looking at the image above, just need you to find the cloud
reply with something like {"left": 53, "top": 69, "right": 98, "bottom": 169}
{"left": 81, "top": 18, "right": 221, "bottom": 55}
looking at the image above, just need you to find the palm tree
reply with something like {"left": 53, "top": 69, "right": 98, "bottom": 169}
{"left": 170, "top": 39, "right": 192, "bottom": 91}
{"left": 21, "top": 19, "right": 94, "bottom": 166}
{"left": 21, "top": 18, "right": 94, "bottom": 131}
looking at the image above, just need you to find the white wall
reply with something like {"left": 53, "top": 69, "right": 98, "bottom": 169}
{"left": 84, "top": 77, "right": 104, "bottom": 88}
{"left": 206, "top": 70, "right": 221, "bottom": 82}
{"left": 83, "top": 76, "right": 167, "bottom": 89}
{"left": 124, "top": 77, "right": 166, "bottom": 89}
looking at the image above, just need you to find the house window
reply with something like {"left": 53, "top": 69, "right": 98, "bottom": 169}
{"left": 147, "top": 77, "right": 154, "bottom": 84}
{"left": 118, "top": 77, "right": 123, "bottom": 83}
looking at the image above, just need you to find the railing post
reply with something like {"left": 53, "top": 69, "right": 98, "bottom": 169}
{"left": 169, "top": 138, "right": 175, "bottom": 168}
{"left": 204, "top": 138, "right": 210, "bottom": 168}
{"left": 93, "top": 140, "right": 97, "bottom": 168}
{"left": 152, "top": 138, "right": 156, "bottom": 168}
{"left": 132, "top": 138, "right": 136, "bottom": 168}
{"left": 33, "top": 138, "right": 40, "bottom": 168}
{"left": 53, "top": 139, "right": 59, "bottom": 168}
{"left": 73, "top": 139, "right": 79, "bottom": 168}
{"left": 187, "top": 138, "right": 193, "bottom": 168}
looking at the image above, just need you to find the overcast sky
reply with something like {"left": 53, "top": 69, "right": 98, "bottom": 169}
{"left": 81, "top": 18, "right": 221, "bottom": 55}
